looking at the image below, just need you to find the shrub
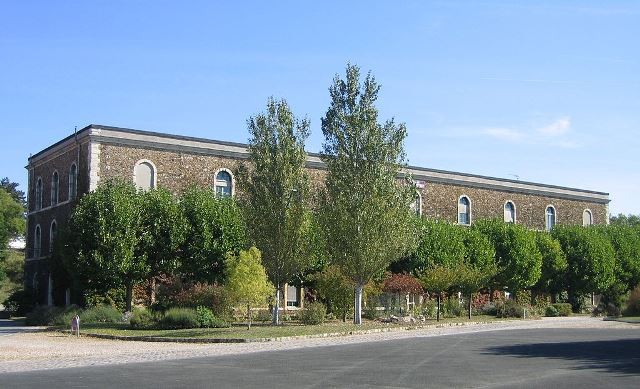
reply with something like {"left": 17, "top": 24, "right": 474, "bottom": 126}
{"left": 130, "top": 308, "right": 157, "bottom": 329}
{"left": 421, "top": 300, "right": 437, "bottom": 319}
{"left": 545, "top": 305, "right": 559, "bottom": 317}
{"left": 195, "top": 306, "right": 229, "bottom": 328}
{"left": 551, "top": 303, "right": 572, "bottom": 317}
{"left": 25, "top": 305, "right": 64, "bottom": 326}
{"left": 80, "top": 305, "right": 123, "bottom": 323}
{"left": 300, "top": 302, "right": 326, "bottom": 325}
{"left": 3, "top": 289, "right": 35, "bottom": 317}
{"left": 624, "top": 285, "right": 640, "bottom": 316}
{"left": 174, "top": 282, "right": 231, "bottom": 319}
{"left": 159, "top": 307, "right": 200, "bottom": 329}
{"left": 496, "top": 300, "right": 525, "bottom": 318}
{"left": 49, "top": 305, "right": 82, "bottom": 326}
{"left": 443, "top": 297, "right": 464, "bottom": 317}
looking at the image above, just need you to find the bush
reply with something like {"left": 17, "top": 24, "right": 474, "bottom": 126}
{"left": 624, "top": 285, "right": 640, "bottom": 316}
{"left": 3, "top": 289, "right": 35, "bottom": 317}
{"left": 130, "top": 308, "right": 157, "bottom": 329}
{"left": 49, "top": 305, "right": 82, "bottom": 326}
{"left": 195, "top": 306, "right": 228, "bottom": 328}
{"left": 25, "top": 305, "right": 64, "bottom": 326}
{"left": 545, "top": 305, "right": 559, "bottom": 317}
{"left": 443, "top": 297, "right": 464, "bottom": 318}
{"left": 300, "top": 302, "right": 326, "bottom": 325}
{"left": 496, "top": 300, "right": 525, "bottom": 318}
{"left": 551, "top": 303, "right": 572, "bottom": 317}
{"left": 159, "top": 307, "right": 200, "bottom": 329}
{"left": 81, "top": 305, "right": 123, "bottom": 324}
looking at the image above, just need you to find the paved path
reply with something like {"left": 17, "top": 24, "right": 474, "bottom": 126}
{"left": 1, "top": 322, "right": 638, "bottom": 388}
{"left": 0, "top": 319, "right": 46, "bottom": 336}
{"left": 0, "top": 316, "right": 635, "bottom": 375}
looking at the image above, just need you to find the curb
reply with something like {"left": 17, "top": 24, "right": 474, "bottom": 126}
{"left": 74, "top": 320, "right": 502, "bottom": 344}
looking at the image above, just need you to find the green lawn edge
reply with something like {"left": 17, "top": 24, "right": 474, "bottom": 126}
{"left": 58, "top": 316, "right": 522, "bottom": 343}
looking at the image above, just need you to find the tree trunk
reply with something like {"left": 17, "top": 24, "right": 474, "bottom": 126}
{"left": 272, "top": 286, "right": 281, "bottom": 326}
{"left": 149, "top": 277, "right": 156, "bottom": 304}
{"left": 354, "top": 284, "right": 364, "bottom": 325}
{"left": 125, "top": 282, "right": 133, "bottom": 312}
{"left": 247, "top": 303, "right": 252, "bottom": 330}
{"left": 468, "top": 292, "right": 472, "bottom": 319}
{"left": 436, "top": 294, "right": 441, "bottom": 322}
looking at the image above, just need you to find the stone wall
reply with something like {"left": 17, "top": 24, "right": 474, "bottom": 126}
{"left": 420, "top": 182, "right": 607, "bottom": 230}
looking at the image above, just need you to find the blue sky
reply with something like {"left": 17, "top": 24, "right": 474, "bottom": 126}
{"left": 1, "top": 1, "right": 638, "bottom": 215}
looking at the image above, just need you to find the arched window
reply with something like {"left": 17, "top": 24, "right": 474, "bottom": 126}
{"left": 504, "top": 201, "right": 516, "bottom": 223}
{"left": 51, "top": 171, "right": 59, "bottom": 205}
{"left": 69, "top": 163, "right": 77, "bottom": 200}
{"left": 410, "top": 192, "right": 422, "bottom": 217}
{"left": 134, "top": 160, "right": 156, "bottom": 191}
{"left": 214, "top": 169, "right": 233, "bottom": 197}
{"left": 583, "top": 209, "right": 593, "bottom": 226}
{"left": 458, "top": 196, "right": 471, "bottom": 225}
{"left": 35, "top": 177, "right": 43, "bottom": 210}
{"left": 545, "top": 206, "right": 556, "bottom": 231}
{"left": 49, "top": 220, "right": 57, "bottom": 254}
{"left": 34, "top": 225, "right": 42, "bottom": 259}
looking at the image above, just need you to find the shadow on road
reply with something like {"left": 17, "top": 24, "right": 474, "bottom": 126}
{"left": 485, "top": 337, "right": 640, "bottom": 376}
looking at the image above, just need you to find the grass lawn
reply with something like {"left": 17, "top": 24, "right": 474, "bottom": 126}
{"left": 70, "top": 315, "right": 506, "bottom": 340}
{"left": 611, "top": 316, "right": 640, "bottom": 324}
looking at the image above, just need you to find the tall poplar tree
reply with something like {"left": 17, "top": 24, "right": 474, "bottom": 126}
{"left": 319, "top": 64, "right": 415, "bottom": 324}
{"left": 242, "top": 97, "right": 312, "bottom": 325}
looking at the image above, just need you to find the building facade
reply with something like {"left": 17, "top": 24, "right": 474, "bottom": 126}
{"left": 25, "top": 124, "right": 610, "bottom": 305}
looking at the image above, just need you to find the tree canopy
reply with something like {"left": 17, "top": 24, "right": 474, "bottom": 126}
{"left": 318, "top": 64, "right": 415, "bottom": 324}
{"left": 474, "top": 219, "right": 542, "bottom": 293}
{"left": 225, "top": 247, "right": 274, "bottom": 329}
{"left": 242, "top": 97, "right": 313, "bottom": 324}
{"left": 180, "top": 186, "right": 246, "bottom": 283}
{"left": 552, "top": 225, "right": 616, "bottom": 310}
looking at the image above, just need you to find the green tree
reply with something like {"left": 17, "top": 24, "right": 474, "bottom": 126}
{"left": 594, "top": 224, "right": 640, "bottom": 309}
{"left": 311, "top": 265, "right": 354, "bottom": 322}
{"left": 411, "top": 219, "right": 467, "bottom": 273}
{"left": 457, "top": 261, "right": 497, "bottom": 319}
{"left": 475, "top": 219, "right": 542, "bottom": 295}
{"left": 66, "top": 180, "right": 144, "bottom": 311}
{"left": 0, "top": 177, "right": 26, "bottom": 208}
{"left": 319, "top": 64, "right": 416, "bottom": 324}
{"left": 532, "top": 232, "right": 568, "bottom": 296}
{"left": 224, "top": 247, "right": 275, "bottom": 329}
{"left": 139, "top": 188, "right": 187, "bottom": 302}
{"left": 0, "top": 189, "right": 25, "bottom": 265}
{"left": 242, "top": 97, "right": 313, "bottom": 325}
{"left": 180, "top": 187, "right": 246, "bottom": 283}
{"left": 610, "top": 214, "right": 640, "bottom": 229}
{"left": 552, "top": 225, "right": 616, "bottom": 311}
{"left": 418, "top": 264, "right": 459, "bottom": 321}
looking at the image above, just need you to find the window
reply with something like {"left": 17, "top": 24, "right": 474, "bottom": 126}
{"left": 35, "top": 177, "right": 43, "bottom": 210}
{"left": 583, "top": 209, "right": 593, "bottom": 226}
{"left": 49, "top": 221, "right": 57, "bottom": 254}
{"left": 286, "top": 284, "right": 299, "bottom": 307}
{"left": 214, "top": 169, "right": 233, "bottom": 197}
{"left": 134, "top": 160, "right": 156, "bottom": 191}
{"left": 410, "top": 192, "right": 422, "bottom": 217}
{"left": 51, "top": 171, "right": 59, "bottom": 205}
{"left": 34, "top": 225, "right": 42, "bottom": 259}
{"left": 69, "top": 163, "right": 77, "bottom": 200}
{"left": 545, "top": 206, "right": 556, "bottom": 231}
{"left": 458, "top": 196, "right": 471, "bottom": 225}
{"left": 504, "top": 201, "right": 516, "bottom": 223}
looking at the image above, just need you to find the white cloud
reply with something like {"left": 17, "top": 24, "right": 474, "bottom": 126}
{"left": 483, "top": 127, "right": 525, "bottom": 142}
{"left": 537, "top": 116, "right": 571, "bottom": 137}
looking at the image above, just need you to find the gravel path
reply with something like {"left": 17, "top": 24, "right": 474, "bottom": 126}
{"left": 0, "top": 316, "right": 636, "bottom": 374}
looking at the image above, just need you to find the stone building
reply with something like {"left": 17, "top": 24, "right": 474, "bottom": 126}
{"left": 25, "top": 124, "right": 610, "bottom": 306}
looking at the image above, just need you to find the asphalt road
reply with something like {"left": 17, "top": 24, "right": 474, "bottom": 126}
{"left": 2, "top": 328, "right": 639, "bottom": 388}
